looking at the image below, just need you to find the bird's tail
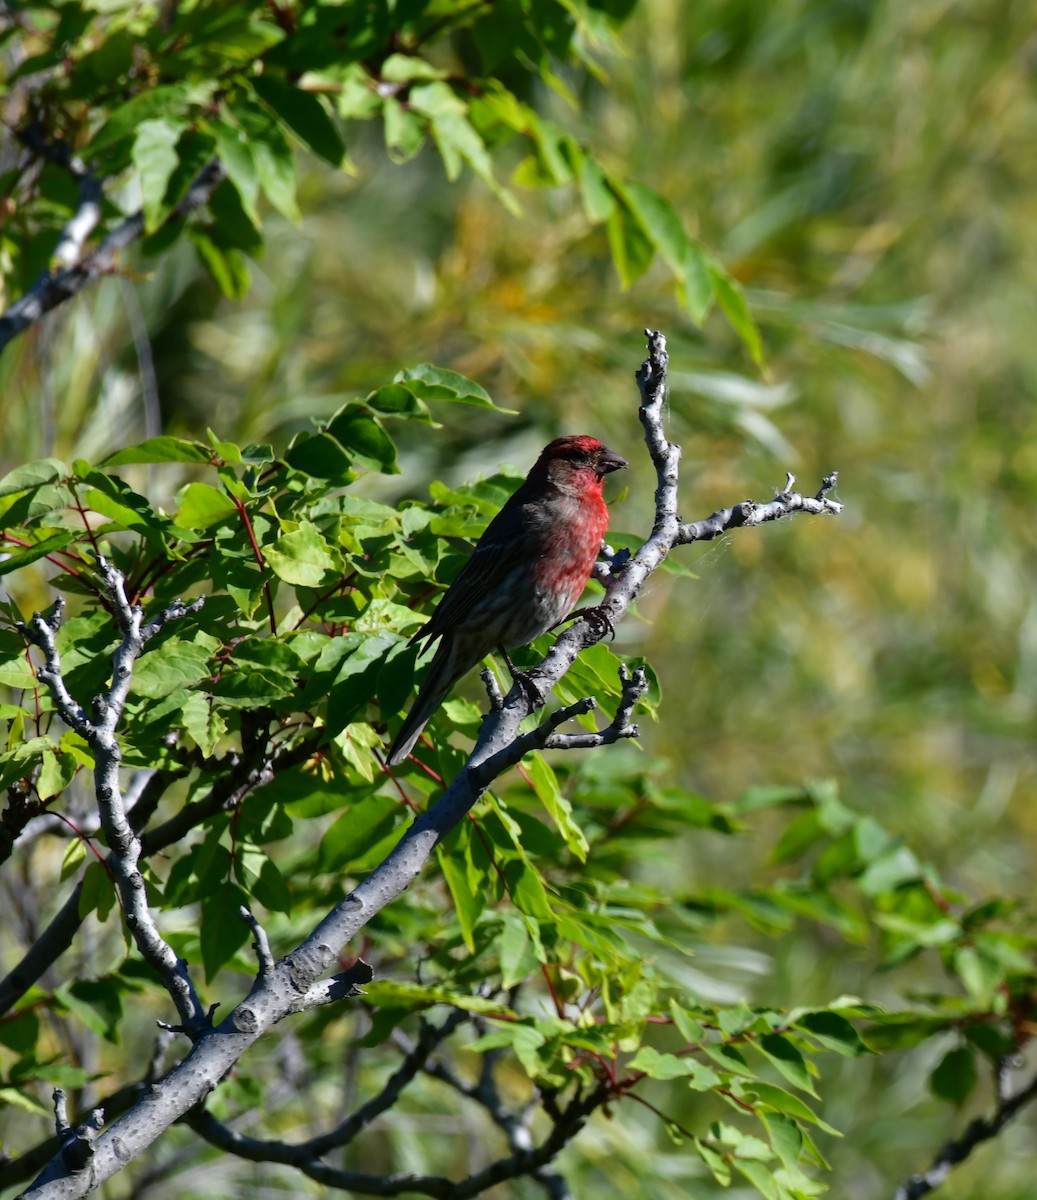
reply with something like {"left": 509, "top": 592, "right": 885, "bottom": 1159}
{"left": 386, "top": 638, "right": 465, "bottom": 767}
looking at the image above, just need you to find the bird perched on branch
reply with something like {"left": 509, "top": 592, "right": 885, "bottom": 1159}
{"left": 387, "top": 435, "right": 627, "bottom": 766}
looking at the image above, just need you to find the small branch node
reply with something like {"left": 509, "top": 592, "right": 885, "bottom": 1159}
{"left": 543, "top": 697, "right": 596, "bottom": 736}
{"left": 52, "top": 1088, "right": 70, "bottom": 1137}
{"left": 240, "top": 905, "right": 275, "bottom": 978}
{"left": 592, "top": 543, "right": 632, "bottom": 586}
{"left": 817, "top": 471, "right": 840, "bottom": 501}
{"left": 142, "top": 594, "right": 206, "bottom": 642}
{"left": 481, "top": 667, "right": 505, "bottom": 712}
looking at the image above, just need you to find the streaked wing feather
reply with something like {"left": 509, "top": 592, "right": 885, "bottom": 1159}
{"left": 416, "top": 532, "right": 526, "bottom": 641}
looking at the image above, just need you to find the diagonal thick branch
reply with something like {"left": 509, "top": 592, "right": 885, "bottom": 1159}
{"left": 0, "top": 155, "right": 225, "bottom": 356}
{"left": 21, "top": 330, "right": 841, "bottom": 1198}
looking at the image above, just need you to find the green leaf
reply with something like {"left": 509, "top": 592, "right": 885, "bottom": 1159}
{"left": 232, "top": 98, "right": 300, "bottom": 223}
{"left": 132, "top": 637, "right": 215, "bottom": 700}
{"left": 103, "top": 437, "right": 211, "bottom": 466}
{"left": 326, "top": 634, "right": 396, "bottom": 733}
{"left": 285, "top": 432, "right": 355, "bottom": 480}
{"left": 0, "top": 1010, "right": 38, "bottom": 1053}
{"left": 710, "top": 260, "right": 765, "bottom": 366}
{"left": 395, "top": 364, "right": 510, "bottom": 410}
{"left": 77, "top": 467, "right": 167, "bottom": 536}
{"left": 522, "top": 116, "right": 574, "bottom": 187}
{"left": 736, "top": 784, "right": 816, "bottom": 815}
{"left": 381, "top": 54, "right": 448, "bottom": 83}
{"left": 502, "top": 857, "right": 554, "bottom": 924}
{"left": 753, "top": 1033, "right": 817, "bottom": 1095}
{"left": 212, "top": 118, "right": 261, "bottom": 225}
{"left": 190, "top": 228, "right": 251, "bottom": 299}
{"left": 253, "top": 75, "right": 346, "bottom": 167}
{"left": 759, "top": 1110, "right": 805, "bottom": 1176}
{"left": 383, "top": 96, "right": 428, "bottom": 162}
{"left": 60, "top": 837, "right": 87, "bottom": 882}
{"left": 732, "top": 1157, "right": 780, "bottom": 1200}
{"left": 749, "top": 1082, "right": 840, "bottom": 1134}
{"left": 607, "top": 193, "right": 655, "bottom": 288}
{"left": 38, "top": 747, "right": 77, "bottom": 800}
{"left": 265, "top": 521, "right": 340, "bottom": 587}
{"left": 363, "top": 980, "right": 502, "bottom": 1016}
{"left": 683, "top": 239, "right": 715, "bottom": 322}
{"left": 771, "top": 810, "right": 827, "bottom": 864}
{"left": 930, "top": 1045, "right": 978, "bottom": 1106}
{"left": 234, "top": 844, "right": 291, "bottom": 913}
{"left": 176, "top": 482, "right": 239, "bottom": 529}
{"left": 89, "top": 83, "right": 193, "bottom": 155}
{"left": 180, "top": 692, "right": 226, "bottom": 757}
{"left": 952, "top": 945, "right": 999, "bottom": 1002}
{"left": 695, "top": 1138, "right": 732, "bottom": 1186}
{"left": 578, "top": 154, "right": 615, "bottom": 223}
{"left": 718, "top": 1001, "right": 757, "bottom": 1038}
{"left": 622, "top": 181, "right": 689, "bottom": 272}
{"left": 365, "top": 383, "right": 433, "bottom": 422}
{"left": 0, "top": 531, "right": 76, "bottom": 576}
{"left": 793, "top": 1010, "right": 868, "bottom": 1057}
{"left": 415, "top": 86, "right": 518, "bottom": 213}
{"left": 0, "top": 736, "right": 53, "bottom": 790}
{"left": 0, "top": 1088, "right": 49, "bottom": 1116}
{"left": 133, "top": 118, "right": 184, "bottom": 232}
{"left": 862, "top": 1015, "right": 953, "bottom": 1053}
{"left": 163, "top": 129, "right": 217, "bottom": 217}
{"left": 468, "top": 1021, "right": 547, "bottom": 1079}
{"left": 964, "top": 1021, "right": 1017, "bottom": 1060}
{"left": 628, "top": 1046, "right": 722, "bottom": 1089}
{"left": 670, "top": 1001, "right": 705, "bottom": 1044}
{"left": 58, "top": 978, "right": 123, "bottom": 1043}
{"left": 318, "top": 797, "right": 400, "bottom": 874}
{"left": 499, "top": 910, "right": 542, "bottom": 987}
{"left": 200, "top": 880, "right": 250, "bottom": 980}
{"left": 335, "top": 721, "right": 383, "bottom": 783}
{"left": 171, "top": 6, "right": 284, "bottom": 66}
{"left": 525, "top": 751, "right": 588, "bottom": 861}
{"left": 859, "top": 845, "right": 922, "bottom": 895}
{"left": 79, "top": 860, "right": 116, "bottom": 921}
{"left": 0, "top": 458, "right": 66, "bottom": 497}
{"left": 437, "top": 823, "right": 484, "bottom": 952}
{"left": 326, "top": 405, "right": 399, "bottom": 473}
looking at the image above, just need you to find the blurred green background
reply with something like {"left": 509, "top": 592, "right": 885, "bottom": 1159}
{"left": 4, "top": 0, "right": 1037, "bottom": 1194}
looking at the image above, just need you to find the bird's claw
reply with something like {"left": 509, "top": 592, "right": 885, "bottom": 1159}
{"left": 511, "top": 668, "right": 545, "bottom": 709}
{"left": 498, "top": 645, "right": 546, "bottom": 710}
{"left": 565, "top": 605, "right": 616, "bottom": 641}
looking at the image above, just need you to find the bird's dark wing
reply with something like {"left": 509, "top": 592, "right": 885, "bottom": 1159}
{"left": 410, "top": 495, "right": 535, "bottom": 646}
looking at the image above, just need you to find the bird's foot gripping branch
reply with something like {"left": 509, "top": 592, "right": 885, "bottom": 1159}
{"left": 6, "top": 332, "right": 847, "bottom": 1200}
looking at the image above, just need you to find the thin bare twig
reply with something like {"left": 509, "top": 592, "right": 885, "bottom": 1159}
{"left": 17, "top": 562, "right": 209, "bottom": 1037}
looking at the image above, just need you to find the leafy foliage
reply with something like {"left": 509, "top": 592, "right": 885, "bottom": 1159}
{"left": 2, "top": 0, "right": 759, "bottom": 356}
{"left": 4, "top": 0, "right": 1037, "bottom": 1197}
{"left": 1, "top": 379, "right": 1035, "bottom": 1198}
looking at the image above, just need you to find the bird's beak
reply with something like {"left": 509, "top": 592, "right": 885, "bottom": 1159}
{"left": 598, "top": 448, "right": 628, "bottom": 475}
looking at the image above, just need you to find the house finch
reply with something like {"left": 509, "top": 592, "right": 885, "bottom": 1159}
{"left": 387, "top": 435, "right": 627, "bottom": 766}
